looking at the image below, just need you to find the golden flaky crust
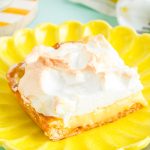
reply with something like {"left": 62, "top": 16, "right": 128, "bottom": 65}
{"left": 7, "top": 63, "right": 146, "bottom": 141}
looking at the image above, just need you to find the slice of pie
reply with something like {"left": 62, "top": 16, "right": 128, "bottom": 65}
{"left": 7, "top": 35, "right": 147, "bottom": 141}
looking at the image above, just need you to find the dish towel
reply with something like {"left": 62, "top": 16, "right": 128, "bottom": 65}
{"left": 70, "top": 0, "right": 116, "bottom": 16}
{"left": 0, "top": 0, "right": 38, "bottom": 36}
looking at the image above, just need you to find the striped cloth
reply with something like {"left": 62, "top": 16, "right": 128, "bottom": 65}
{"left": 0, "top": 0, "right": 38, "bottom": 35}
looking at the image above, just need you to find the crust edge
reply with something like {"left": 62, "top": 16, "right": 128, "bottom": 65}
{"left": 6, "top": 63, "right": 146, "bottom": 141}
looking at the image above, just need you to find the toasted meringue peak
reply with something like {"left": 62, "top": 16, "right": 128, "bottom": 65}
{"left": 18, "top": 35, "right": 143, "bottom": 125}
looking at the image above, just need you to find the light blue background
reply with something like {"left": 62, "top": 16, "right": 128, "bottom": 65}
{"left": 29, "top": 0, "right": 118, "bottom": 28}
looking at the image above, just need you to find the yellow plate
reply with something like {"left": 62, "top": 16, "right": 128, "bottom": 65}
{"left": 0, "top": 20, "right": 150, "bottom": 150}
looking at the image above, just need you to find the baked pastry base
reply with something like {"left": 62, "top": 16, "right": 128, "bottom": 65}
{"left": 7, "top": 63, "right": 147, "bottom": 141}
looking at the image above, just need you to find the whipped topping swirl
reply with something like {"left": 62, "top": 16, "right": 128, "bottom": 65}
{"left": 18, "top": 35, "right": 143, "bottom": 123}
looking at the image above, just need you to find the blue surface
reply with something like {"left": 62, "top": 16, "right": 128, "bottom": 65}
{"left": 29, "top": 0, "right": 118, "bottom": 28}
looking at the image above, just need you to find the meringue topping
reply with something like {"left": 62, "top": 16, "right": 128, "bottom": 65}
{"left": 18, "top": 35, "right": 143, "bottom": 124}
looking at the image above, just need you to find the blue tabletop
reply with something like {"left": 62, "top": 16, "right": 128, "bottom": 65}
{"left": 29, "top": 0, "right": 118, "bottom": 28}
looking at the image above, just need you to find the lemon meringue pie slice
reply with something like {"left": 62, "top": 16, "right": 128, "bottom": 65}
{"left": 7, "top": 35, "right": 147, "bottom": 140}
